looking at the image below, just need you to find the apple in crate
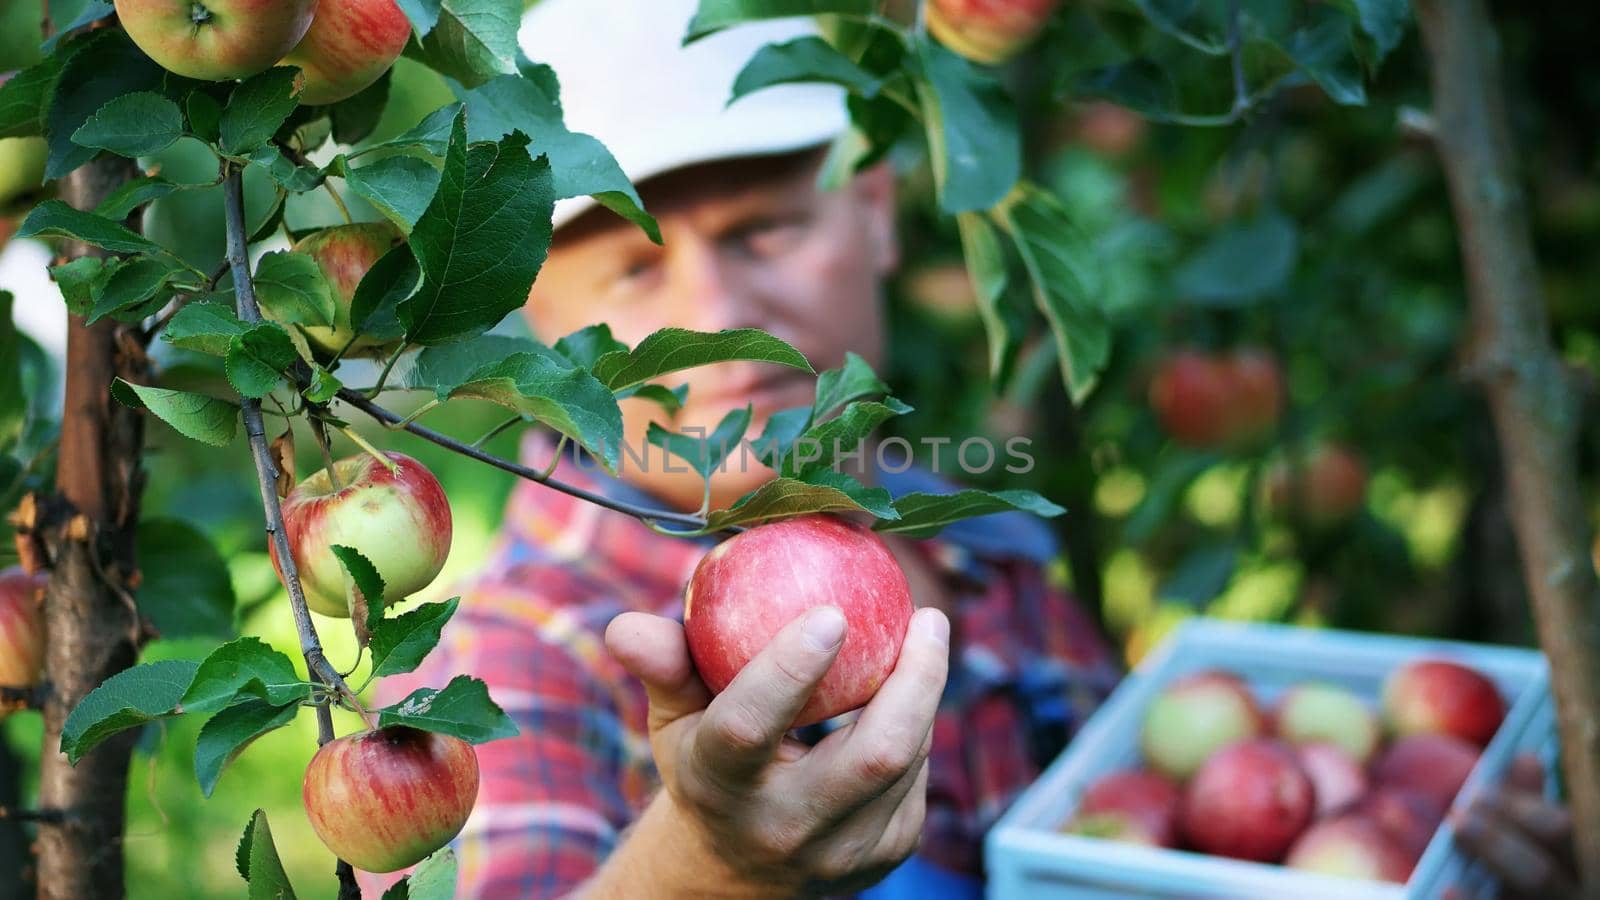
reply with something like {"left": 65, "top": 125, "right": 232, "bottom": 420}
{"left": 1382, "top": 659, "right": 1505, "bottom": 747}
{"left": 1295, "top": 742, "right": 1368, "bottom": 818}
{"left": 1351, "top": 786, "right": 1445, "bottom": 864}
{"left": 1063, "top": 769, "right": 1182, "bottom": 848}
{"left": 1285, "top": 815, "right": 1413, "bottom": 883}
{"left": 1179, "top": 739, "right": 1314, "bottom": 863}
{"left": 1140, "top": 670, "right": 1263, "bottom": 780}
{"left": 1275, "top": 682, "right": 1380, "bottom": 762}
{"left": 1373, "top": 733, "right": 1480, "bottom": 810}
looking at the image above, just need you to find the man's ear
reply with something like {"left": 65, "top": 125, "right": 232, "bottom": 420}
{"left": 852, "top": 162, "right": 900, "bottom": 276}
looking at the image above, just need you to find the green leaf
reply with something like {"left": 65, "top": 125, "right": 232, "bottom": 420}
{"left": 195, "top": 700, "right": 300, "bottom": 797}
{"left": 18, "top": 200, "right": 169, "bottom": 256}
{"left": 303, "top": 364, "right": 343, "bottom": 403}
{"left": 591, "top": 328, "right": 812, "bottom": 392}
{"left": 794, "top": 468, "right": 897, "bottom": 519}
{"left": 112, "top": 379, "right": 239, "bottom": 446}
{"left": 0, "top": 54, "right": 62, "bottom": 139}
{"left": 330, "top": 545, "right": 387, "bottom": 641}
{"left": 731, "top": 36, "right": 884, "bottom": 102}
{"left": 377, "top": 102, "right": 460, "bottom": 157}
{"left": 245, "top": 144, "right": 322, "bottom": 193}
{"left": 344, "top": 154, "right": 442, "bottom": 232}
{"left": 874, "top": 489, "right": 1065, "bottom": 539}
{"left": 1158, "top": 542, "right": 1239, "bottom": 607}
{"left": 1350, "top": 0, "right": 1408, "bottom": 58}
{"left": 161, "top": 302, "right": 250, "bottom": 356}
{"left": 701, "top": 474, "right": 893, "bottom": 531}
{"left": 136, "top": 518, "right": 237, "bottom": 639}
{"left": 224, "top": 323, "right": 299, "bottom": 398}
{"left": 405, "top": 0, "right": 520, "bottom": 88}
{"left": 1001, "top": 184, "right": 1108, "bottom": 403}
{"left": 94, "top": 175, "right": 183, "bottom": 221}
{"left": 647, "top": 405, "right": 752, "bottom": 481}
{"left": 685, "top": 0, "right": 873, "bottom": 41}
{"left": 447, "top": 352, "right": 624, "bottom": 470}
{"left": 457, "top": 70, "right": 657, "bottom": 241}
{"left": 45, "top": 29, "right": 166, "bottom": 179}
{"left": 48, "top": 257, "right": 107, "bottom": 316}
{"left": 553, "top": 324, "right": 628, "bottom": 369}
{"left": 1173, "top": 213, "right": 1299, "bottom": 305}
{"left": 370, "top": 599, "right": 459, "bottom": 678}
{"left": 812, "top": 351, "right": 888, "bottom": 422}
{"left": 328, "top": 68, "right": 392, "bottom": 144}
{"left": 86, "top": 257, "right": 178, "bottom": 325}
{"left": 396, "top": 0, "right": 442, "bottom": 34}
{"left": 1283, "top": 10, "right": 1367, "bottom": 107}
{"left": 60, "top": 659, "right": 200, "bottom": 763}
{"left": 186, "top": 91, "right": 223, "bottom": 143}
{"left": 252, "top": 251, "right": 336, "bottom": 328}
{"left": 407, "top": 335, "right": 547, "bottom": 393}
{"left": 0, "top": 293, "right": 23, "bottom": 449}
{"left": 41, "top": 0, "right": 113, "bottom": 51}
{"left": 219, "top": 67, "right": 306, "bottom": 156}
{"left": 70, "top": 91, "right": 182, "bottom": 157}
{"left": 181, "top": 637, "right": 313, "bottom": 714}
{"left": 400, "top": 115, "right": 554, "bottom": 344}
{"left": 622, "top": 383, "right": 688, "bottom": 415}
{"left": 749, "top": 405, "right": 812, "bottom": 469}
{"left": 782, "top": 398, "right": 911, "bottom": 478}
{"left": 377, "top": 675, "right": 519, "bottom": 744}
{"left": 955, "top": 212, "right": 1016, "bottom": 385}
{"left": 382, "top": 849, "right": 458, "bottom": 900}
{"left": 916, "top": 37, "right": 1020, "bottom": 214}
{"left": 239, "top": 811, "right": 299, "bottom": 900}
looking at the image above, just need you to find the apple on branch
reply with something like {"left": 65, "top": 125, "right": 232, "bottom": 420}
{"left": 1264, "top": 442, "right": 1369, "bottom": 528}
{"left": 925, "top": 0, "right": 1062, "bottom": 66}
{"left": 114, "top": 0, "right": 318, "bottom": 81}
{"left": 281, "top": 0, "right": 413, "bottom": 105}
{"left": 265, "top": 222, "right": 407, "bottom": 360}
{"left": 0, "top": 567, "right": 47, "bottom": 718}
{"left": 303, "top": 726, "right": 479, "bottom": 872}
{"left": 272, "top": 451, "right": 452, "bottom": 618}
{"left": 684, "top": 514, "right": 914, "bottom": 727}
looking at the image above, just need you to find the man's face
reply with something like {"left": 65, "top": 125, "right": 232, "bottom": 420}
{"left": 524, "top": 150, "right": 899, "bottom": 510}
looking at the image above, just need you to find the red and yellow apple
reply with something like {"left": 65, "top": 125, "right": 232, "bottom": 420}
{"left": 115, "top": 0, "right": 318, "bottom": 81}
{"left": 272, "top": 451, "right": 452, "bottom": 618}
{"left": 1139, "top": 670, "right": 1263, "bottom": 780}
{"left": 1265, "top": 442, "right": 1369, "bottom": 527}
{"left": 281, "top": 0, "right": 412, "bottom": 105}
{"left": 1178, "top": 738, "right": 1314, "bottom": 863}
{"left": 926, "top": 0, "right": 1061, "bottom": 65}
{"left": 266, "top": 222, "right": 406, "bottom": 359}
{"left": 1351, "top": 786, "right": 1445, "bottom": 863}
{"left": 1274, "top": 682, "right": 1380, "bottom": 763}
{"left": 1148, "top": 350, "right": 1232, "bottom": 448}
{"left": 303, "top": 726, "right": 479, "bottom": 872}
{"left": 684, "top": 514, "right": 913, "bottom": 727}
{"left": 0, "top": 567, "right": 47, "bottom": 718}
{"left": 1372, "top": 733, "right": 1481, "bottom": 810}
{"left": 1381, "top": 658, "right": 1505, "bottom": 747}
{"left": 1221, "top": 347, "right": 1284, "bottom": 446}
{"left": 1064, "top": 768, "right": 1182, "bottom": 848}
{"left": 1285, "top": 815, "right": 1413, "bottom": 883}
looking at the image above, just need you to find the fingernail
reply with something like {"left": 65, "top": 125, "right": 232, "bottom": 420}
{"left": 803, "top": 606, "right": 846, "bottom": 651}
{"left": 918, "top": 609, "right": 950, "bottom": 648}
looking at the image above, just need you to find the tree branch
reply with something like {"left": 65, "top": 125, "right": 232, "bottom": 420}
{"left": 1414, "top": 0, "right": 1600, "bottom": 886}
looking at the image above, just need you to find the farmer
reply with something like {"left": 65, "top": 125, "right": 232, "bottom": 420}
{"left": 364, "top": 0, "right": 1576, "bottom": 896}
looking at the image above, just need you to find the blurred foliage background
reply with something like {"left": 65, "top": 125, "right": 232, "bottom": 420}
{"left": 4, "top": 0, "right": 1600, "bottom": 897}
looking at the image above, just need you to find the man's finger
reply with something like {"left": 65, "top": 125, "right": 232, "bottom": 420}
{"left": 1507, "top": 753, "right": 1545, "bottom": 793}
{"left": 1491, "top": 790, "right": 1574, "bottom": 848}
{"left": 804, "top": 607, "right": 949, "bottom": 796}
{"left": 606, "top": 611, "right": 711, "bottom": 728}
{"left": 1452, "top": 804, "right": 1578, "bottom": 898}
{"left": 691, "top": 605, "right": 846, "bottom": 784}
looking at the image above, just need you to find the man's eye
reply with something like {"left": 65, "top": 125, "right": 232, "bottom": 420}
{"left": 738, "top": 216, "right": 808, "bottom": 257}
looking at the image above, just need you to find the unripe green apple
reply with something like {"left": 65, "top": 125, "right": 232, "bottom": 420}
{"left": 271, "top": 451, "right": 451, "bottom": 618}
{"left": 0, "top": 567, "right": 47, "bottom": 719}
{"left": 115, "top": 0, "right": 318, "bottom": 81}
{"left": 925, "top": 0, "right": 1061, "bottom": 65}
{"left": 281, "top": 0, "right": 412, "bottom": 105}
{"left": 1274, "top": 682, "right": 1380, "bottom": 763}
{"left": 303, "top": 726, "right": 478, "bottom": 872}
{"left": 271, "top": 222, "right": 405, "bottom": 359}
{"left": 0, "top": 137, "right": 46, "bottom": 210}
{"left": 1139, "top": 670, "right": 1263, "bottom": 780}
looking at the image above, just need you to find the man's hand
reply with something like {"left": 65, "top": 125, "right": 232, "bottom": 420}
{"left": 1451, "top": 754, "right": 1578, "bottom": 899}
{"left": 599, "top": 604, "right": 950, "bottom": 897}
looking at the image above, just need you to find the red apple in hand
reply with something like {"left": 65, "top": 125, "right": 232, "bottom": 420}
{"left": 1179, "top": 739, "right": 1314, "bottom": 862}
{"left": 1064, "top": 769, "right": 1182, "bottom": 847}
{"left": 1274, "top": 682, "right": 1380, "bottom": 763}
{"left": 926, "top": 0, "right": 1061, "bottom": 65}
{"left": 1294, "top": 742, "right": 1368, "bottom": 819}
{"left": 1140, "top": 670, "right": 1263, "bottom": 780}
{"left": 1381, "top": 659, "right": 1505, "bottom": 747}
{"left": 115, "top": 0, "right": 318, "bottom": 81}
{"left": 281, "top": 0, "right": 412, "bottom": 104}
{"left": 1372, "top": 733, "right": 1481, "bottom": 810}
{"left": 303, "top": 726, "right": 479, "bottom": 872}
{"left": 1285, "top": 815, "right": 1413, "bottom": 883}
{"left": 684, "top": 514, "right": 913, "bottom": 727}
{"left": 272, "top": 451, "right": 452, "bottom": 618}
{"left": 263, "top": 222, "right": 406, "bottom": 359}
{"left": 0, "top": 567, "right": 47, "bottom": 718}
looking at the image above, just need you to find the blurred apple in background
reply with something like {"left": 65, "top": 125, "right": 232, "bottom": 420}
{"left": 1140, "top": 670, "right": 1263, "bottom": 780}
{"left": 1179, "top": 738, "right": 1314, "bottom": 863}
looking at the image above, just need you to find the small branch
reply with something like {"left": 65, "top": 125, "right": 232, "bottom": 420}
{"left": 334, "top": 388, "right": 713, "bottom": 531}
{"left": 322, "top": 182, "right": 353, "bottom": 226}
{"left": 0, "top": 684, "right": 47, "bottom": 711}
{"left": 309, "top": 416, "right": 342, "bottom": 490}
{"left": 365, "top": 342, "right": 411, "bottom": 398}
{"left": 0, "top": 807, "right": 73, "bottom": 824}
{"left": 470, "top": 414, "right": 527, "bottom": 449}
{"left": 1226, "top": 0, "right": 1248, "bottom": 115}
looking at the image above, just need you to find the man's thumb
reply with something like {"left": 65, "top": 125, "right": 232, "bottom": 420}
{"left": 606, "top": 611, "right": 713, "bottom": 727}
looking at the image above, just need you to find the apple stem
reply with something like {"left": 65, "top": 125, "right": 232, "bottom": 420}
{"left": 309, "top": 417, "right": 344, "bottom": 491}
{"left": 322, "top": 181, "right": 354, "bottom": 226}
{"left": 337, "top": 425, "right": 398, "bottom": 475}
{"left": 470, "top": 413, "right": 527, "bottom": 449}
{"left": 535, "top": 436, "right": 567, "bottom": 479}
{"left": 365, "top": 341, "right": 410, "bottom": 399}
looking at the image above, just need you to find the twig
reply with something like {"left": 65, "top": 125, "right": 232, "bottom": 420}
{"left": 0, "top": 684, "right": 47, "bottom": 710}
{"left": 221, "top": 164, "right": 362, "bottom": 726}
{"left": 364, "top": 342, "right": 410, "bottom": 398}
{"left": 334, "top": 388, "right": 713, "bottom": 531}
{"left": 309, "top": 416, "right": 342, "bottom": 491}
{"left": 1226, "top": 0, "right": 1248, "bottom": 116}
{"left": 470, "top": 414, "right": 527, "bottom": 449}
{"left": 0, "top": 807, "right": 72, "bottom": 824}
{"left": 323, "top": 182, "right": 353, "bottom": 226}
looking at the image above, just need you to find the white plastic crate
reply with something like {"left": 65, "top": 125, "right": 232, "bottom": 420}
{"left": 985, "top": 618, "right": 1555, "bottom": 899}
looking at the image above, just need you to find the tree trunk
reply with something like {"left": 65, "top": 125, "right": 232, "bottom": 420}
{"left": 32, "top": 156, "right": 147, "bottom": 900}
{"left": 1414, "top": 0, "right": 1600, "bottom": 886}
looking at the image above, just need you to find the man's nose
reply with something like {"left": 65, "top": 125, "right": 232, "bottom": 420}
{"left": 671, "top": 237, "right": 762, "bottom": 332}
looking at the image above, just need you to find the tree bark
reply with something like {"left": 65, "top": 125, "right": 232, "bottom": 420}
{"left": 32, "top": 156, "right": 147, "bottom": 900}
{"left": 1414, "top": 0, "right": 1600, "bottom": 886}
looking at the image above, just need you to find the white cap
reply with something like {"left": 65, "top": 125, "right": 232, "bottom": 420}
{"left": 518, "top": 0, "right": 850, "bottom": 230}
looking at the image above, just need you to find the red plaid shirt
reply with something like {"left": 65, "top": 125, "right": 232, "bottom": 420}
{"left": 364, "top": 436, "right": 1120, "bottom": 897}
